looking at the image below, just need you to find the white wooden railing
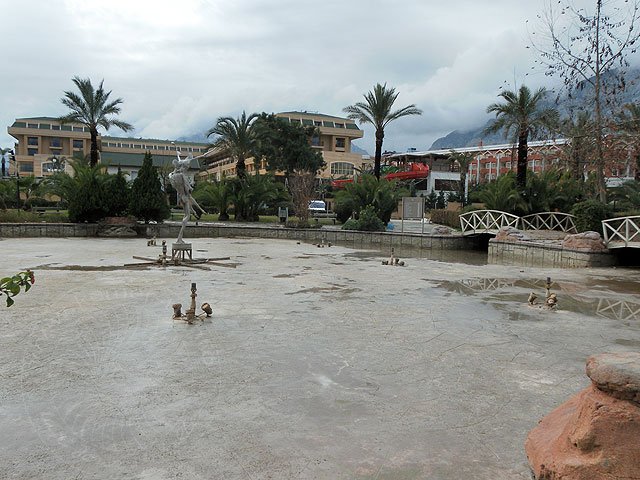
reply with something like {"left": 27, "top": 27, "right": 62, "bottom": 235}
{"left": 459, "top": 210, "right": 520, "bottom": 235}
{"left": 520, "top": 212, "right": 577, "bottom": 233}
{"left": 602, "top": 216, "right": 640, "bottom": 248}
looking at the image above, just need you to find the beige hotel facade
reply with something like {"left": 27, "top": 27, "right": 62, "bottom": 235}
{"left": 199, "top": 111, "right": 370, "bottom": 181}
{"left": 7, "top": 117, "right": 208, "bottom": 179}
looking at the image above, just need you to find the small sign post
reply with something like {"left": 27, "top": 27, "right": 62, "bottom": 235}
{"left": 401, "top": 197, "right": 425, "bottom": 234}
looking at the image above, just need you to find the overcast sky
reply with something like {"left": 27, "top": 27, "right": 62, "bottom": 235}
{"left": 0, "top": 0, "right": 625, "bottom": 154}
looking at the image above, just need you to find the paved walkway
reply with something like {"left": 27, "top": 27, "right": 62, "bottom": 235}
{"left": 2, "top": 238, "right": 639, "bottom": 479}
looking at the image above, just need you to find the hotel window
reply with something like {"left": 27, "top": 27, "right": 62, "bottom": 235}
{"left": 19, "top": 162, "right": 34, "bottom": 172}
{"left": 50, "top": 137, "right": 62, "bottom": 148}
{"left": 314, "top": 121, "right": 321, "bottom": 126}
{"left": 73, "top": 139, "right": 83, "bottom": 149}
{"left": 334, "top": 123, "right": 344, "bottom": 128}
{"left": 311, "top": 136, "right": 321, "bottom": 147}
{"left": 52, "top": 125, "right": 60, "bottom": 130}
{"left": 121, "top": 143, "right": 131, "bottom": 148}
{"left": 505, "top": 161, "right": 511, "bottom": 169}
{"left": 335, "top": 137, "right": 346, "bottom": 149}
{"left": 28, "top": 137, "right": 38, "bottom": 146}
{"left": 330, "top": 162, "right": 354, "bottom": 176}
{"left": 27, "top": 123, "right": 38, "bottom": 128}
{"left": 27, "top": 148, "right": 38, "bottom": 156}
{"left": 133, "top": 144, "right": 142, "bottom": 149}
{"left": 73, "top": 126, "right": 83, "bottom": 132}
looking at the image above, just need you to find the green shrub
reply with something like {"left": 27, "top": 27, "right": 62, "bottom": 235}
{"left": 335, "top": 200, "right": 355, "bottom": 223}
{"left": 357, "top": 205, "right": 385, "bottom": 231}
{"left": 334, "top": 175, "right": 406, "bottom": 225}
{"left": 430, "top": 209, "right": 461, "bottom": 229}
{"left": 570, "top": 199, "right": 614, "bottom": 233}
{"left": 340, "top": 205, "right": 385, "bottom": 231}
{"left": 341, "top": 218, "right": 359, "bottom": 230}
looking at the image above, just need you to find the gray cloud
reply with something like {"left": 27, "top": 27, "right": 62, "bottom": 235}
{"left": 1, "top": 0, "right": 619, "bottom": 153}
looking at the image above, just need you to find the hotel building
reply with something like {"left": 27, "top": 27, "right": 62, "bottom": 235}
{"left": 199, "top": 111, "right": 370, "bottom": 181}
{"left": 7, "top": 117, "right": 208, "bottom": 179}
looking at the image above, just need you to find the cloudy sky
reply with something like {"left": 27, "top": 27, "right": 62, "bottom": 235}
{"left": 0, "top": 0, "right": 619, "bottom": 154}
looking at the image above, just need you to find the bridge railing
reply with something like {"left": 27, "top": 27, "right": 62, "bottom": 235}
{"left": 602, "top": 216, "right": 640, "bottom": 248}
{"left": 520, "top": 212, "right": 577, "bottom": 233}
{"left": 459, "top": 210, "right": 520, "bottom": 234}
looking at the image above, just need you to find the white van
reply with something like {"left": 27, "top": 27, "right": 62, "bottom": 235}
{"left": 308, "top": 200, "right": 327, "bottom": 214}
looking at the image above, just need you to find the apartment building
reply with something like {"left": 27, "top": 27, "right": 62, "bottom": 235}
{"left": 199, "top": 111, "right": 370, "bottom": 181}
{"left": 7, "top": 117, "right": 208, "bottom": 179}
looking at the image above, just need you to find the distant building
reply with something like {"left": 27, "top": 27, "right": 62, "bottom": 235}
{"left": 199, "top": 111, "right": 371, "bottom": 181}
{"left": 388, "top": 138, "right": 637, "bottom": 194}
{"left": 7, "top": 117, "right": 208, "bottom": 180}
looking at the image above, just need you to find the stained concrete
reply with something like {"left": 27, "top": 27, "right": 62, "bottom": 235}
{"left": 1, "top": 237, "right": 639, "bottom": 479}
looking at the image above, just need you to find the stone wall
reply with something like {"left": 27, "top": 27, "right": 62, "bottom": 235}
{"left": 488, "top": 239, "right": 616, "bottom": 268}
{"left": 0, "top": 222, "right": 481, "bottom": 251}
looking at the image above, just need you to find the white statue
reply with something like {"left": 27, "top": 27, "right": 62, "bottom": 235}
{"left": 169, "top": 151, "right": 205, "bottom": 243}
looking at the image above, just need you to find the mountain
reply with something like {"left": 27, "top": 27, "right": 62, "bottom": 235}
{"left": 429, "top": 68, "right": 640, "bottom": 150}
{"left": 351, "top": 144, "right": 369, "bottom": 156}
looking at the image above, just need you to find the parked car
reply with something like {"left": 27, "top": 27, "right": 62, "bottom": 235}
{"left": 308, "top": 200, "right": 327, "bottom": 213}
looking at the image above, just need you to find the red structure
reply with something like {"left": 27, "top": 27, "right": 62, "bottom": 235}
{"left": 331, "top": 162, "right": 429, "bottom": 188}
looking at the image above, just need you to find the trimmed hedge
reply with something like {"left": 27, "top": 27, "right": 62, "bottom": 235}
{"left": 430, "top": 209, "right": 461, "bottom": 229}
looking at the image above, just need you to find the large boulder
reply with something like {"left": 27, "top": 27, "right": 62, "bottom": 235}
{"left": 562, "top": 231, "right": 607, "bottom": 252}
{"left": 526, "top": 352, "right": 640, "bottom": 480}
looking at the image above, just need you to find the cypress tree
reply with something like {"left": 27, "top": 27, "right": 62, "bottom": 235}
{"left": 129, "top": 152, "right": 170, "bottom": 222}
{"left": 104, "top": 166, "right": 130, "bottom": 217}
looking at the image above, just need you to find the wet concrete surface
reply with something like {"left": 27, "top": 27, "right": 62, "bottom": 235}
{"left": 1, "top": 237, "right": 639, "bottom": 480}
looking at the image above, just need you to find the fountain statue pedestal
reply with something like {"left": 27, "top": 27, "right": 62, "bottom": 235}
{"left": 171, "top": 243, "right": 193, "bottom": 262}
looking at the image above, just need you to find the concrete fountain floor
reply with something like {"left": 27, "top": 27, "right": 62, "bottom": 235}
{"left": 1, "top": 238, "right": 639, "bottom": 480}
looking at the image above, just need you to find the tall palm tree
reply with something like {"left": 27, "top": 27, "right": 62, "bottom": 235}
{"left": 207, "top": 111, "right": 259, "bottom": 180}
{"left": 344, "top": 83, "right": 422, "bottom": 179}
{"left": 59, "top": 77, "right": 133, "bottom": 168}
{"left": 616, "top": 103, "right": 640, "bottom": 181}
{"left": 484, "top": 85, "right": 558, "bottom": 190}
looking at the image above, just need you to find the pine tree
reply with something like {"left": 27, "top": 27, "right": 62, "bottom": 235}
{"left": 129, "top": 152, "right": 170, "bottom": 222}
{"left": 105, "top": 166, "right": 130, "bottom": 217}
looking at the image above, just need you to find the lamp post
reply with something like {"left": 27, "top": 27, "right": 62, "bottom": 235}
{"left": 9, "top": 150, "right": 19, "bottom": 209}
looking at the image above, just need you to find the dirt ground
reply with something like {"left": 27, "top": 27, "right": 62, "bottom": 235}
{"left": 1, "top": 237, "right": 639, "bottom": 480}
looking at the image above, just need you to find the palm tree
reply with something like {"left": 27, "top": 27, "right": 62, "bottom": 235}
{"left": 207, "top": 111, "right": 259, "bottom": 180}
{"left": 448, "top": 150, "right": 475, "bottom": 206}
{"left": 484, "top": 85, "right": 558, "bottom": 190}
{"left": 344, "top": 83, "right": 422, "bottom": 179}
{"left": 59, "top": 77, "right": 133, "bottom": 168}
{"left": 616, "top": 103, "right": 640, "bottom": 182}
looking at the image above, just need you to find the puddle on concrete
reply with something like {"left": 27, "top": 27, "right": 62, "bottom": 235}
{"left": 342, "top": 247, "right": 487, "bottom": 265}
{"left": 433, "top": 277, "right": 640, "bottom": 321}
{"left": 273, "top": 273, "right": 303, "bottom": 278}
{"left": 286, "top": 285, "right": 361, "bottom": 296}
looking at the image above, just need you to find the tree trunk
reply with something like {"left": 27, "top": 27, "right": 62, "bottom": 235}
{"left": 374, "top": 129, "right": 384, "bottom": 180}
{"left": 572, "top": 138, "right": 583, "bottom": 182}
{"left": 90, "top": 128, "right": 99, "bottom": 167}
{"left": 236, "top": 157, "right": 246, "bottom": 179}
{"left": 593, "top": 0, "right": 608, "bottom": 203}
{"left": 516, "top": 130, "right": 528, "bottom": 190}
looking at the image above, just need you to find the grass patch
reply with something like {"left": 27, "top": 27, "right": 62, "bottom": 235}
{"left": 0, "top": 209, "right": 69, "bottom": 223}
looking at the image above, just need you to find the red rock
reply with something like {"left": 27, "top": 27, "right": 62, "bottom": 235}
{"left": 586, "top": 352, "right": 640, "bottom": 405}
{"left": 526, "top": 385, "right": 640, "bottom": 479}
{"left": 562, "top": 231, "right": 607, "bottom": 252}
